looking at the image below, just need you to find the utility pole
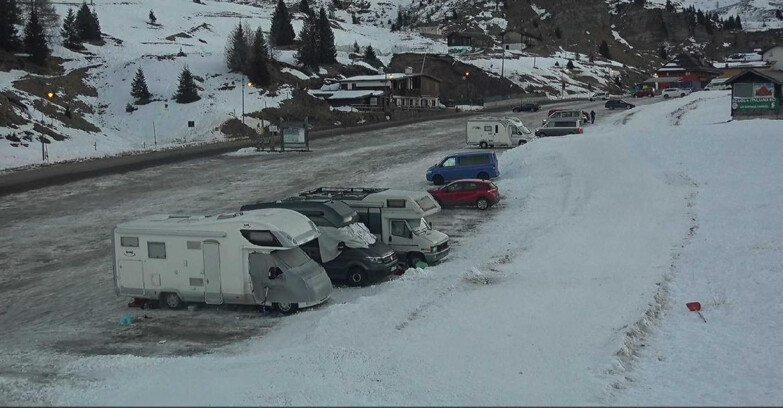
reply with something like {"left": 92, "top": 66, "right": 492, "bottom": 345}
{"left": 241, "top": 75, "right": 245, "bottom": 125}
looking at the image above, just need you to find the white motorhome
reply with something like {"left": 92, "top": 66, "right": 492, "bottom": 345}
{"left": 466, "top": 117, "right": 534, "bottom": 148}
{"left": 294, "top": 188, "right": 450, "bottom": 267}
{"left": 112, "top": 209, "right": 333, "bottom": 314}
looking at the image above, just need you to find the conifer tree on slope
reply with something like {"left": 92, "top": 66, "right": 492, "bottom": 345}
{"left": 299, "top": 0, "right": 313, "bottom": 17}
{"left": 296, "top": 13, "right": 319, "bottom": 68}
{"left": 225, "top": 22, "right": 248, "bottom": 72}
{"left": 318, "top": 7, "right": 336, "bottom": 64}
{"left": 76, "top": 2, "right": 100, "bottom": 41}
{"left": 174, "top": 66, "right": 200, "bottom": 103}
{"left": 24, "top": 5, "right": 49, "bottom": 64}
{"left": 270, "top": 0, "right": 295, "bottom": 46}
{"left": 61, "top": 8, "right": 81, "bottom": 49}
{"left": 0, "top": 0, "right": 23, "bottom": 51}
{"left": 247, "top": 26, "right": 271, "bottom": 86}
{"left": 131, "top": 67, "right": 151, "bottom": 101}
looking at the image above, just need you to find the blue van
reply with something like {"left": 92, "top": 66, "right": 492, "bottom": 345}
{"left": 426, "top": 152, "right": 499, "bottom": 185}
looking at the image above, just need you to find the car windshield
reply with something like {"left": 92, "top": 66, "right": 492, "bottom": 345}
{"left": 407, "top": 218, "right": 430, "bottom": 234}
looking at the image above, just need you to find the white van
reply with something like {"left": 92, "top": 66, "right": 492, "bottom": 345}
{"left": 294, "top": 187, "right": 450, "bottom": 267}
{"left": 466, "top": 117, "right": 534, "bottom": 148}
{"left": 112, "top": 210, "right": 333, "bottom": 314}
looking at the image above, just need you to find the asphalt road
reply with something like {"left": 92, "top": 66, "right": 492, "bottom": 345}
{"left": 0, "top": 97, "right": 660, "bottom": 403}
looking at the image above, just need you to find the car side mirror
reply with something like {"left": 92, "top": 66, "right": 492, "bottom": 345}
{"left": 337, "top": 241, "right": 346, "bottom": 251}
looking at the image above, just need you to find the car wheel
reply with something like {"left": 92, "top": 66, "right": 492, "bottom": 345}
{"left": 664, "top": 94, "right": 670, "bottom": 99}
{"left": 407, "top": 253, "right": 426, "bottom": 268}
{"left": 518, "top": 140, "right": 526, "bottom": 146}
{"left": 476, "top": 198, "right": 489, "bottom": 210}
{"left": 346, "top": 266, "right": 367, "bottom": 287}
{"left": 479, "top": 141, "right": 488, "bottom": 149}
{"left": 275, "top": 302, "right": 299, "bottom": 315}
{"left": 681, "top": 93, "right": 686, "bottom": 97}
{"left": 433, "top": 175, "right": 444, "bottom": 186}
{"left": 161, "top": 292, "right": 183, "bottom": 310}
{"left": 477, "top": 172, "right": 490, "bottom": 180}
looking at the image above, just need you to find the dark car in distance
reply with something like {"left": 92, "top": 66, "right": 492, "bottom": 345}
{"left": 605, "top": 99, "right": 635, "bottom": 110}
{"left": 428, "top": 179, "right": 500, "bottom": 210}
{"left": 512, "top": 103, "right": 540, "bottom": 112}
{"left": 632, "top": 88, "right": 655, "bottom": 98}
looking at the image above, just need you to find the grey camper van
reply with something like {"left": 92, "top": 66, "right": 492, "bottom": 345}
{"left": 241, "top": 199, "right": 399, "bottom": 286}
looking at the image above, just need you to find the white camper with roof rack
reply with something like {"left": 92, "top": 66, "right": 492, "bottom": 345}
{"left": 293, "top": 188, "right": 450, "bottom": 267}
{"left": 466, "top": 116, "right": 534, "bottom": 148}
{"left": 112, "top": 209, "right": 333, "bottom": 314}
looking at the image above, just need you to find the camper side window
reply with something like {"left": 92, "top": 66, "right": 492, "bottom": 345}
{"left": 120, "top": 237, "right": 139, "bottom": 247}
{"left": 148, "top": 242, "right": 166, "bottom": 259}
{"left": 241, "top": 230, "right": 281, "bottom": 247}
{"left": 483, "top": 126, "right": 492, "bottom": 132}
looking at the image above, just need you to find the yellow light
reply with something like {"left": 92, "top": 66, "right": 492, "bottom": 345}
{"left": 47, "top": 92, "right": 54, "bottom": 98}
{"left": 465, "top": 72, "right": 470, "bottom": 76}
{"left": 247, "top": 82, "right": 253, "bottom": 87}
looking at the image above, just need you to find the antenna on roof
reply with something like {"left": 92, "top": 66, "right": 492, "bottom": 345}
{"left": 420, "top": 53, "right": 427, "bottom": 73}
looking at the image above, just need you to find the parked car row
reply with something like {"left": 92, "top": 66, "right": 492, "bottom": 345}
{"left": 114, "top": 185, "right": 460, "bottom": 315}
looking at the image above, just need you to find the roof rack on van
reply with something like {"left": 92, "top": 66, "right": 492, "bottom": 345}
{"left": 297, "top": 187, "right": 389, "bottom": 201}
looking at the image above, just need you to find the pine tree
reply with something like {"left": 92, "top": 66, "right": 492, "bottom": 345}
{"left": 76, "top": 2, "right": 97, "bottom": 41}
{"left": 247, "top": 26, "right": 271, "bottom": 86}
{"left": 736, "top": 15, "right": 742, "bottom": 29}
{"left": 318, "top": 7, "right": 336, "bottom": 64}
{"left": 296, "top": 13, "right": 319, "bottom": 67}
{"left": 270, "top": 0, "right": 295, "bottom": 46}
{"left": 555, "top": 26, "right": 562, "bottom": 39}
{"left": 24, "top": 5, "right": 49, "bottom": 64}
{"left": 91, "top": 8, "right": 101, "bottom": 38}
{"left": 299, "top": 0, "right": 313, "bottom": 16}
{"left": 225, "top": 23, "right": 248, "bottom": 72}
{"left": 659, "top": 45, "right": 668, "bottom": 60}
{"left": 353, "top": 40, "right": 360, "bottom": 54}
{"left": 61, "top": 8, "right": 80, "bottom": 48}
{"left": 566, "top": 59, "right": 574, "bottom": 70}
{"left": 174, "top": 66, "right": 200, "bottom": 103}
{"left": 20, "top": 0, "right": 58, "bottom": 38}
{"left": 665, "top": 0, "right": 675, "bottom": 12}
{"left": 0, "top": 0, "right": 23, "bottom": 52}
{"left": 148, "top": 9, "right": 156, "bottom": 24}
{"left": 363, "top": 44, "right": 377, "bottom": 62}
{"left": 131, "top": 67, "right": 151, "bottom": 101}
{"left": 599, "top": 40, "right": 611, "bottom": 59}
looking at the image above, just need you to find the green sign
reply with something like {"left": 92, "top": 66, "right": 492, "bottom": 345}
{"left": 732, "top": 97, "right": 780, "bottom": 111}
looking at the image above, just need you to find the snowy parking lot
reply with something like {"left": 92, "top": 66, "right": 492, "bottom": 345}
{"left": 12, "top": 94, "right": 781, "bottom": 407}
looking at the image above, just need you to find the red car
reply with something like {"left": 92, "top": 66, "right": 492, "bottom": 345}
{"left": 427, "top": 179, "right": 500, "bottom": 210}
{"left": 633, "top": 88, "right": 655, "bottom": 98}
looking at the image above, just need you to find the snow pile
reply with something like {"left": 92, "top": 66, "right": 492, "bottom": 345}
{"left": 34, "top": 92, "right": 783, "bottom": 405}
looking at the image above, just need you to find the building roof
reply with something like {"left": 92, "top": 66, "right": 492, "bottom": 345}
{"left": 339, "top": 73, "right": 441, "bottom": 83}
{"left": 657, "top": 53, "right": 721, "bottom": 74}
{"left": 327, "top": 90, "right": 385, "bottom": 100}
{"left": 447, "top": 31, "right": 491, "bottom": 39}
{"left": 714, "top": 61, "right": 771, "bottom": 69}
{"left": 725, "top": 68, "right": 783, "bottom": 85}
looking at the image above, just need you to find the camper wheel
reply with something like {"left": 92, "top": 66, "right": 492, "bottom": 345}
{"left": 479, "top": 141, "right": 488, "bottom": 149}
{"left": 346, "top": 266, "right": 367, "bottom": 287}
{"left": 275, "top": 302, "right": 299, "bottom": 315}
{"left": 407, "top": 253, "right": 426, "bottom": 269}
{"left": 161, "top": 292, "right": 183, "bottom": 310}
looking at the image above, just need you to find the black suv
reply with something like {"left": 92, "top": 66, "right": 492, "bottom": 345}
{"left": 240, "top": 199, "right": 398, "bottom": 286}
{"left": 512, "top": 103, "right": 540, "bottom": 112}
{"left": 605, "top": 99, "right": 635, "bottom": 110}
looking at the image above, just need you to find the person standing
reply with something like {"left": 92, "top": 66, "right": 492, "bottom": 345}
{"left": 590, "top": 110, "right": 596, "bottom": 124}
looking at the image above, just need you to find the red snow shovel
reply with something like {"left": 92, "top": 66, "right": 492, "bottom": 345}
{"left": 686, "top": 302, "right": 707, "bottom": 323}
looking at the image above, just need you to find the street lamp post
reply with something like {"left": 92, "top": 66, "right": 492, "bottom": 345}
{"left": 561, "top": 68, "right": 571, "bottom": 100}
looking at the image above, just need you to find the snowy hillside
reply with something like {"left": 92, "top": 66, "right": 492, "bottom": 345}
{"left": 609, "top": 0, "right": 783, "bottom": 30}
{"left": 26, "top": 92, "right": 783, "bottom": 405}
{"left": 0, "top": 0, "right": 446, "bottom": 170}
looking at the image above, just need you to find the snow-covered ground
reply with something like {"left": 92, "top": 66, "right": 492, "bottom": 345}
{"left": 0, "top": 0, "right": 446, "bottom": 171}
{"left": 2, "top": 91, "right": 777, "bottom": 405}
{"left": 609, "top": 0, "right": 783, "bottom": 30}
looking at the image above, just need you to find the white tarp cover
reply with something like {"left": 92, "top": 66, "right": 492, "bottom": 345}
{"left": 318, "top": 223, "right": 377, "bottom": 262}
